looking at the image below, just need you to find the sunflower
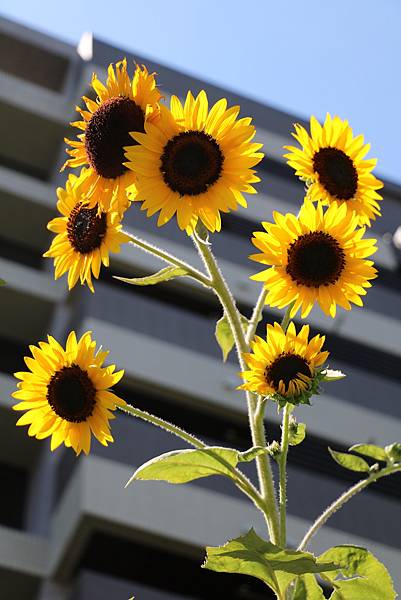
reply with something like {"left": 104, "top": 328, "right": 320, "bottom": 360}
{"left": 124, "top": 90, "right": 264, "bottom": 234}
{"left": 12, "top": 331, "right": 125, "bottom": 455}
{"left": 239, "top": 322, "right": 329, "bottom": 404}
{"left": 284, "top": 114, "right": 383, "bottom": 227}
{"left": 44, "top": 169, "right": 130, "bottom": 293}
{"left": 250, "top": 201, "right": 377, "bottom": 318}
{"left": 63, "top": 59, "right": 162, "bottom": 214}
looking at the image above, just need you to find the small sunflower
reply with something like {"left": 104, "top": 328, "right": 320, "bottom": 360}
{"left": 124, "top": 90, "right": 264, "bottom": 234}
{"left": 44, "top": 170, "right": 130, "bottom": 292}
{"left": 239, "top": 322, "right": 329, "bottom": 404}
{"left": 284, "top": 114, "right": 383, "bottom": 226}
{"left": 63, "top": 59, "right": 162, "bottom": 214}
{"left": 250, "top": 201, "right": 377, "bottom": 318}
{"left": 13, "top": 331, "right": 125, "bottom": 455}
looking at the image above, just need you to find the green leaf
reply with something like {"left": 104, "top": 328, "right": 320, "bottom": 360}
{"left": 289, "top": 421, "right": 306, "bottom": 446}
{"left": 114, "top": 266, "right": 188, "bottom": 286}
{"left": 215, "top": 314, "right": 234, "bottom": 362}
{"left": 385, "top": 443, "right": 401, "bottom": 464}
{"left": 127, "top": 446, "right": 244, "bottom": 486}
{"left": 203, "top": 529, "right": 338, "bottom": 598}
{"left": 240, "top": 314, "right": 249, "bottom": 333}
{"left": 328, "top": 448, "right": 370, "bottom": 473}
{"left": 238, "top": 446, "right": 267, "bottom": 462}
{"left": 0, "top": 279, "right": 5, "bottom": 286}
{"left": 349, "top": 444, "right": 387, "bottom": 462}
{"left": 319, "top": 545, "right": 396, "bottom": 600}
{"left": 293, "top": 574, "right": 325, "bottom": 599}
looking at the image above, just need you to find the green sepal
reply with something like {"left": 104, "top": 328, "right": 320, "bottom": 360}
{"left": 349, "top": 443, "right": 387, "bottom": 462}
{"left": 328, "top": 448, "right": 370, "bottom": 472}
{"left": 293, "top": 574, "right": 325, "bottom": 599}
{"left": 289, "top": 418, "right": 306, "bottom": 446}
{"left": 114, "top": 266, "right": 188, "bottom": 286}
{"left": 385, "top": 442, "right": 401, "bottom": 464}
{"left": 127, "top": 446, "right": 247, "bottom": 486}
{"left": 319, "top": 545, "right": 396, "bottom": 599}
{"left": 203, "top": 529, "right": 338, "bottom": 598}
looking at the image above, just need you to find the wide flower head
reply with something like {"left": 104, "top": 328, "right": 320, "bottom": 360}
{"left": 63, "top": 59, "right": 162, "bottom": 214}
{"left": 239, "top": 322, "right": 329, "bottom": 405}
{"left": 13, "top": 331, "right": 125, "bottom": 455}
{"left": 44, "top": 169, "right": 130, "bottom": 292}
{"left": 284, "top": 114, "right": 383, "bottom": 227}
{"left": 124, "top": 90, "right": 264, "bottom": 234}
{"left": 250, "top": 201, "right": 377, "bottom": 318}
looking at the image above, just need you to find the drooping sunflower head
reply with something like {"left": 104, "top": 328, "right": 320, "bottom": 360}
{"left": 124, "top": 90, "right": 264, "bottom": 234}
{"left": 239, "top": 322, "right": 329, "bottom": 405}
{"left": 284, "top": 114, "right": 383, "bottom": 226}
{"left": 63, "top": 59, "right": 162, "bottom": 214}
{"left": 44, "top": 169, "right": 130, "bottom": 293}
{"left": 13, "top": 331, "right": 125, "bottom": 455}
{"left": 250, "top": 201, "right": 377, "bottom": 318}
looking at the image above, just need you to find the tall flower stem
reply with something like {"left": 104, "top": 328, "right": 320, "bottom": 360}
{"left": 276, "top": 303, "right": 295, "bottom": 547}
{"left": 278, "top": 404, "right": 292, "bottom": 547}
{"left": 192, "top": 224, "right": 280, "bottom": 544}
{"left": 246, "top": 286, "right": 267, "bottom": 344}
{"left": 118, "top": 401, "right": 262, "bottom": 508}
{"left": 298, "top": 464, "right": 401, "bottom": 551}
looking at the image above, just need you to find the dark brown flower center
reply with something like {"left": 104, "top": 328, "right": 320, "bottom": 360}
{"left": 160, "top": 130, "right": 224, "bottom": 196}
{"left": 85, "top": 96, "right": 145, "bottom": 179}
{"left": 67, "top": 203, "right": 107, "bottom": 254}
{"left": 265, "top": 353, "right": 311, "bottom": 392}
{"left": 312, "top": 147, "right": 358, "bottom": 200}
{"left": 47, "top": 364, "right": 96, "bottom": 422}
{"left": 286, "top": 231, "right": 345, "bottom": 287}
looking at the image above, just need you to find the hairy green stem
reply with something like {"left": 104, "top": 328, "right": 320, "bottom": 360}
{"left": 123, "top": 230, "right": 211, "bottom": 288}
{"left": 192, "top": 224, "right": 280, "bottom": 544}
{"left": 298, "top": 464, "right": 401, "bottom": 551}
{"left": 279, "top": 404, "right": 292, "bottom": 547}
{"left": 118, "top": 401, "right": 262, "bottom": 507}
{"left": 246, "top": 286, "right": 267, "bottom": 344}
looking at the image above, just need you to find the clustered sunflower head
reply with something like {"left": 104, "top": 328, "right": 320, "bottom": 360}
{"left": 63, "top": 59, "right": 162, "bottom": 214}
{"left": 250, "top": 201, "right": 377, "bottom": 318}
{"left": 284, "top": 114, "right": 383, "bottom": 227}
{"left": 124, "top": 90, "right": 264, "bottom": 234}
{"left": 239, "top": 322, "right": 329, "bottom": 406}
{"left": 13, "top": 331, "right": 125, "bottom": 455}
{"left": 44, "top": 169, "right": 130, "bottom": 292}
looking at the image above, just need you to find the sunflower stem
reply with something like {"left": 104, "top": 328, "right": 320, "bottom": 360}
{"left": 278, "top": 403, "right": 292, "bottom": 547}
{"left": 123, "top": 230, "right": 212, "bottom": 288}
{"left": 192, "top": 223, "right": 280, "bottom": 544}
{"left": 298, "top": 464, "right": 401, "bottom": 551}
{"left": 278, "top": 304, "right": 294, "bottom": 547}
{"left": 246, "top": 286, "right": 267, "bottom": 344}
{"left": 118, "top": 402, "right": 263, "bottom": 510}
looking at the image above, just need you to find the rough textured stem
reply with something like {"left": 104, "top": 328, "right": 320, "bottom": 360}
{"left": 118, "top": 402, "right": 205, "bottom": 449}
{"left": 123, "top": 230, "right": 211, "bottom": 287}
{"left": 279, "top": 404, "right": 292, "bottom": 547}
{"left": 192, "top": 224, "right": 280, "bottom": 544}
{"left": 246, "top": 286, "right": 267, "bottom": 344}
{"left": 118, "top": 402, "right": 262, "bottom": 507}
{"left": 298, "top": 464, "right": 401, "bottom": 551}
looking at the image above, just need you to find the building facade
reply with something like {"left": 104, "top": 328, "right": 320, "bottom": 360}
{"left": 0, "top": 15, "right": 400, "bottom": 599}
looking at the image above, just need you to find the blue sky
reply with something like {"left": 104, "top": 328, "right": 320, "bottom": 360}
{"left": 2, "top": 0, "right": 400, "bottom": 183}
